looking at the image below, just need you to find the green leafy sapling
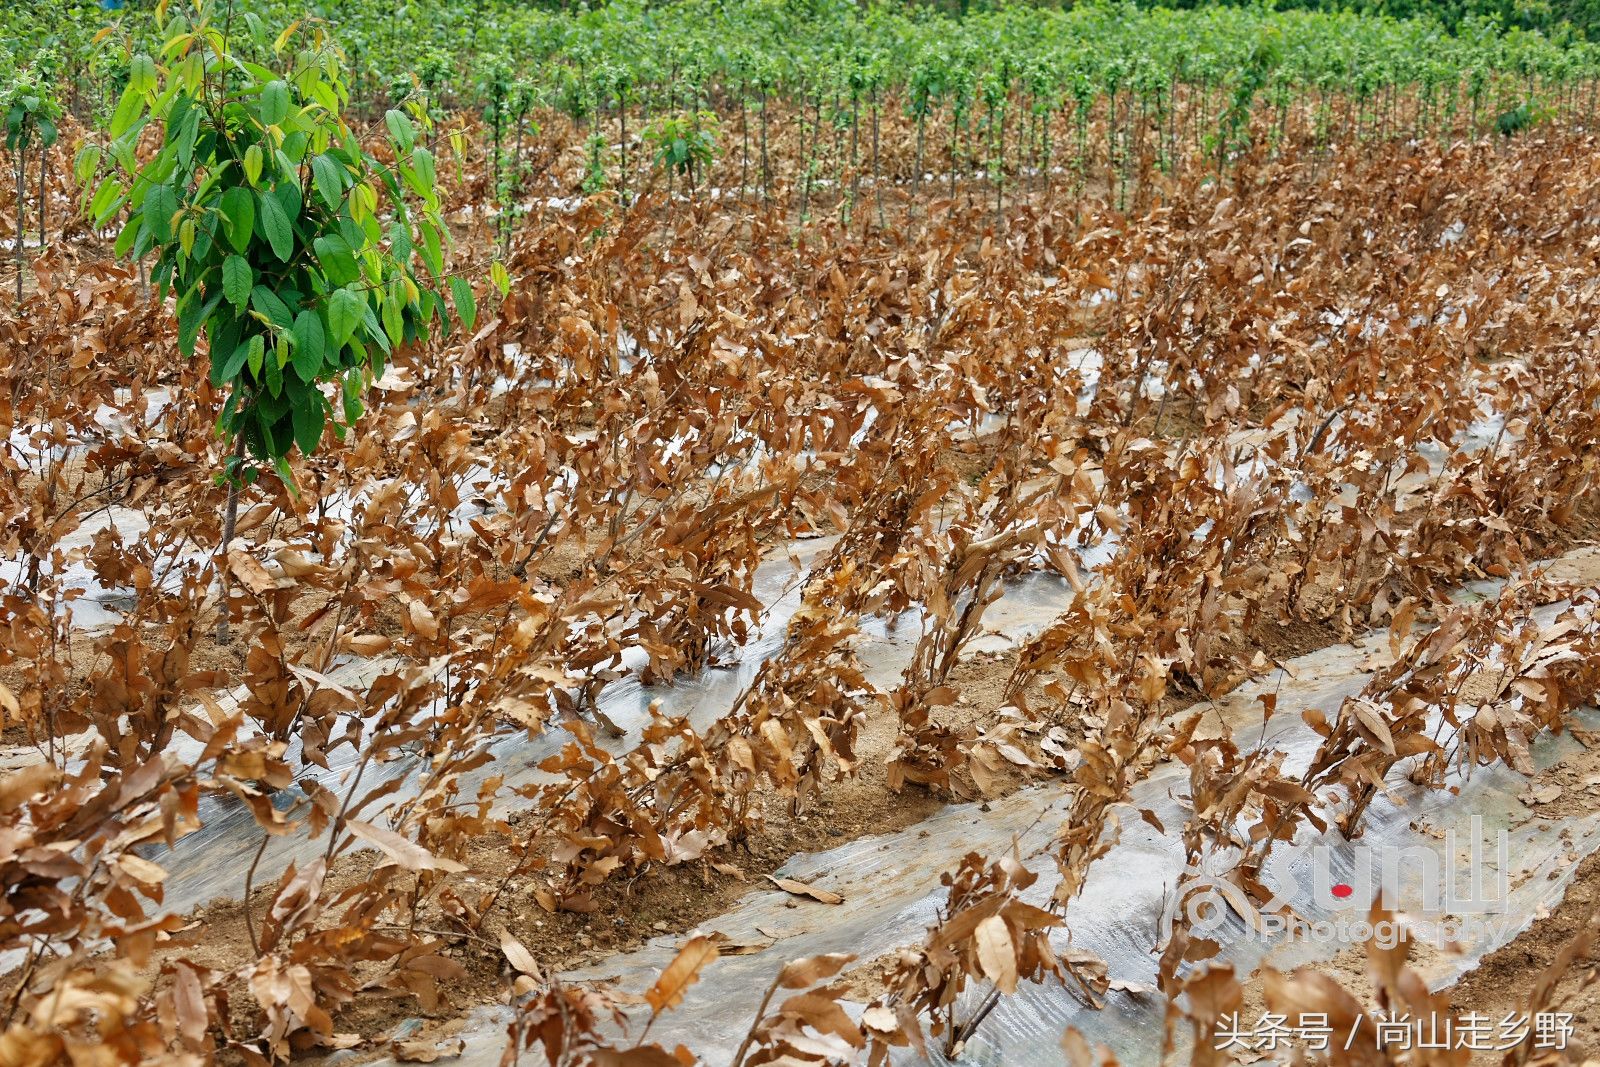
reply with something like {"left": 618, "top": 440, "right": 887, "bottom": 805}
{"left": 642, "top": 110, "right": 718, "bottom": 194}
{"left": 5, "top": 59, "right": 63, "bottom": 304}
{"left": 82, "top": 0, "right": 477, "bottom": 638}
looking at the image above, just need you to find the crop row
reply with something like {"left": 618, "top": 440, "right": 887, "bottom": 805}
{"left": 10, "top": 1, "right": 1600, "bottom": 138}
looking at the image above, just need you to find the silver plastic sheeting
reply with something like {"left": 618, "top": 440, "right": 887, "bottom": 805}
{"left": 28, "top": 395, "right": 1576, "bottom": 916}
{"left": 950, "top": 719, "right": 1600, "bottom": 1067}
{"left": 368, "top": 588, "right": 1600, "bottom": 1067}
{"left": 154, "top": 540, "right": 1077, "bottom": 915}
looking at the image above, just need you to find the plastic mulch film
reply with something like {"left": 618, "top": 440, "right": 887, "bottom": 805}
{"left": 361, "top": 588, "right": 1600, "bottom": 1066}
{"left": 152, "top": 542, "right": 1076, "bottom": 916}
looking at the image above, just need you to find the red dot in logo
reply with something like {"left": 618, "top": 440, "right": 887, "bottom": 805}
{"left": 1331, "top": 883, "right": 1354, "bottom": 899}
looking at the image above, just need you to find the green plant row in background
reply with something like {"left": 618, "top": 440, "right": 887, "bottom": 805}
{"left": 1138, "top": 0, "right": 1598, "bottom": 46}
{"left": 7, "top": 0, "right": 1599, "bottom": 133}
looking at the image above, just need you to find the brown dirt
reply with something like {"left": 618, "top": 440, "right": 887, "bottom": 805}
{"left": 1250, "top": 614, "right": 1347, "bottom": 665}
{"left": 1444, "top": 730, "right": 1600, "bottom": 1065}
{"left": 1451, "top": 851, "right": 1600, "bottom": 1064}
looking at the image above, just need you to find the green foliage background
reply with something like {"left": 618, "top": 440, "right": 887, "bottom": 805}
{"left": 8, "top": 0, "right": 1598, "bottom": 133}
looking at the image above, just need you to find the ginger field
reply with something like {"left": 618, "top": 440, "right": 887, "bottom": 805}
{"left": 3, "top": 1, "right": 1600, "bottom": 1065}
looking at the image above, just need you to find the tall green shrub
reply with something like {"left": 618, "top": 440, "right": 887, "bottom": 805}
{"left": 87, "top": 0, "right": 472, "bottom": 484}
{"left": 82, "top": 0, "right": 477, "bottom": 634}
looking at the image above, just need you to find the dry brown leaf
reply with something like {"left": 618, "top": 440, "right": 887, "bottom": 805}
{"left": 777, "top": 952, "right": 856, "bottom": 989}
{"left": 341, "top": 633, "right": 393, "bottom": 656}
{"left": 347, "top": 819, "right": 467, "bottom": 873}
{"left": 645, "top": 936, "right": 720, "bottom": 1015}
{"left": 765, "top": 875, "right": 843, "bottom": 905}
{"left": 974, "top": 915, "right": 1018, "bottom": 994}
{"left": 228, "top": 549, "right": 279, "bottom": 596}
{"left": 409, "top": 599, "right": 441, "bottom": 640}
{"left": 705, "top": 931, "right": 770, "bottom": 955}
{"left": 393, "top": 1038, "right": 465, "bottom": 1062}
{"left": 0, "top": 763, "right": 58, "bottom": 811}
{"left": 500, "top": 929, "right": 542, "bottom": 979}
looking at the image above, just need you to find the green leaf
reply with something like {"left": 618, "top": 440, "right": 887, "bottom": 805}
{"left": 310, "top": 79, "right": 340, "bottom": 116}
{"left": 291, "top": 310, "right": 326, "bottom": 382}
{"left": 89, "top": 179, "right": 122, "bottom": 226}
{"left": 219, "top": 333, "right": 255, "bottom": 380}
{"left": 243, "top": 144, "right": 263, "bottom": 186}
{"left": 114, "top": 219, "right": 141, "bottom": 259}
{"left": 131, "top": 225, "right": 155, "bottom": 262}
{"left": 311, "top": 153, "right": 344, "bottom": 210}
{"left": 250, "top": 285, "right": 294, "bottom": 329}
{"left": 291, "top": 387, "right": 326, "bottom": 454}
{"left": 313, "top": 234, "right": 358, "bottom": 285}
{"left": 382, "top": 289, "right": 404, "bottom": 346}
{"left": 167, "top": 87, "right": 193, "bottom": 137}
{"left": 178, "top": 291, "right": 222, "bottom": 360}
{"left": 129, "top": 53, "right": 158, "bottom": 95}
{"left": 362, "top": 303, "right": 391, "bottom": 354}
{"left": 246, "top": 333, "right": 266, "bottom": 376}
{"left": 222, "top": 255, "right": 253, "bottom": 308}
{"left": 264, "top": 348, "right": 284, "bottom": 396}
{"left": 109, "top": 83, "right": 145, "bottom": 139}
{"left": 145, "top": 184, "right": 178, "bottom": 242}
{"left": 258, "top": 189, "right": 294, "bottom": 262}
{"left": 450, "top": 277, "right": 477, "bottom": 332}
{"left": 412, "top": 147, "right": 437, "bottom": 193}
{"left": 328, "top": 287, "right": 364, "bottom": 347}
{"left": 176, "top": 291, "right": 202, "bottom": 356}
{"left": 280, "top": 133, "right": 309, "bottom": 166}
{"left": 418, "top": 221, "right": 444, "bottom": 279}
{"left": 387, "top": 219, "right": 413, "bottom": 264}
{"left": 274, "top": 183, "right": 302, "bottom": 227}
{"left": 220, "top": 186, "right": 256, "bottom": 253}
{"left": 260, "top": 80, "right": 291, "bottom": 126}
{"left": 400, "top": 162, "right": 430, "bottom": 201}
{"left": 342, "top": 371, "right": 365, "bottom": 424}
{"left": 384, "top": 109, "right": 415, "bottom": 154}
{"left": 490, "top": 261, "right": 511, "bottom": 298}
{"left": 174, "top": 105, "right": 201, "bottom": 170}
{"left": 109, "top": 132, "right": 142, "bottom": 176}
{"left": 191, "top": 218, "right": 215, "bottom": 263}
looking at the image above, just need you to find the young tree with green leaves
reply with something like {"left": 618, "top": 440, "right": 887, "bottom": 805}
{"left": 81, "top": 0, "right": 482, "bottom": 639}
{"left": 5, "top": 63, "right": 62, "bottom": 305}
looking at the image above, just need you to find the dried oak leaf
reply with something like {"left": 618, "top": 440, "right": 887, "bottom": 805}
{"left": 408, "top": 599, "right": 441, "bottom": 641}
{"left": 704, "top": 931, "right": 771, "bottom": 956}
{"left": 228, "top": 549, "right": 282, "bottom": 597}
